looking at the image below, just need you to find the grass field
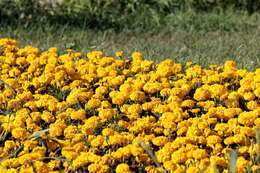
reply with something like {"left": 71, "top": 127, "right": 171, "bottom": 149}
{"left": 0, "top": 10, "right": 259, "bottom": 70}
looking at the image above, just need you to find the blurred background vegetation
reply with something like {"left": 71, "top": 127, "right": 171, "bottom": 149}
{"left": 0, "top": 0, "right": 259, "bottom": 30}
{"left": 0, "top": 0, "right": 259, "bottom": 70}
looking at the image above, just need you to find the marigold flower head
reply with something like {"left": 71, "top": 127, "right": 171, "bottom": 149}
{"left": 11, "top": 127, "right": 29, "bottom": 140}
{"left": 91, "top": 135, "right": 104, "bottom": 147}
{"left": 115, "top": 51, "right": 124, "bottom": 57}
{"left": 152, "top": 136, "right": 168, "bottom": 147}
{"left": 131, "top": 52, "right": 143, "bottom": 61}
{"left": 70, "top": 109, "right": 86, "bottom": 120}
{"left": 194, "top": 88, "right": 211, "bottom": 101}
{"left": 116, "top": 163, "right": 131, "bottom": 173}
{"left": 129, "top": 90, "right": 146, "bottom": 102}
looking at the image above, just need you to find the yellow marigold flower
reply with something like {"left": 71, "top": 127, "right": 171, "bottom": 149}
{"left": 210, "top": 156, "right": 227, "bottom": 168}
{"left": 17, "top": 91, "right": 33, "bottom": 101}
{"left": 196, "top": 100, "right": 215, "bottom": 111}
{"left": 156, "top": 147, "right": 171, "bottom": 163}
{"left": 87, "top": 51, "right": 104, "bottom": 60}
{"left": 99, "top": 165, "right": 110, "bottom": 173}
{"left": 131, "top": 51, "right": 143, "bottom": 61}
{"left": 48, "top": 160, "right": 60, "bottom": 170}
{"left": 176, "top": 126, "right": 187, "bottom": 136}
{"left": 98, "top": 108, "right": 115, "bottom": 122}
{"left": 109, "top": 134, "right": 128, "bottom": 145}
{"left": 49, "top": 122, "right": 66, "bottom": 137}
{"left": 140, "top": 60, "right": 154, "bottom": 72}
{"left": 143, "top": 82, "right": 164, "bottom": 94}
{"left": 32, "top": 146, "right": 46, "bottom": 157}
{"left": 91, "top": 135, "right": 104, "bottom": 147}
{"left": 186, "top": 166, "right": 200, "bottom": 173}
{"left": 209, "top": 84, "right": 228, "bottom": 99}
{"left": 160, "top": 88, "right": 171, "bottom": 97}
{"left": 95, "top": 86, "right": 108, "bottom": 95}
{"left": 88, "top": 163, "right": 101, "bottom": 173}
{"left": 102, "top": 128, "right": 114, "bottom": 136}
{"left": 72, "top": 142, "right": 87, "bottom": 153}
{"left": 238, "top": 111, "right": 258, "bottom": 126}
{"left": 62, "top": 149, "right": 79, "bottom": 160}
{"left": 109, "top": 75, "right": 125, "bottom": 87}
{"left": 233, "top": 134, "right": 247, "bottom": 145}
{"left": 254, "top": 87, "right": 260, "bottom": 98}
{"left": 73, "top": 152, "right": 101, "bottom": 168}
{"left": 224, "top": 136, "right": 234, "bottom": 145}
{"left": 192, "top": 149, "right": 208, "bottom": 160}
{"left": 116, "top": 163, "right": 131, "bottom": 173}
{"left": 214, "top": 123, "right": 232, "bottom": 137}
{"left": 152, "top": 136, "right": 168, "bottom": 147}
{"left": 190, "top": 108, "right": 201, "bottom": 114}
{"left": 2, "top": 158, "right": 20, "bottom": 168}
{"left": 34, "top": 161, "right": 51, "bottom": 173}
{"left": 163, "top": 161, "right": 177, "bottom": 172}
{"left": 207, "top": 135, "right": 222, "bottom": 146}
{"left": 129, "top": 90, "right": 146, "bottom": 102}
{"left": 70, "top": 109, "right": 86, "bottom": 120}
{"left": 144, "top": 165, "right": 155, "bottom": 173}
{"left": 194, "top": 88, "right": 211, "bottom": 101}
{"left": 228, "top": 91, "right": 241, "bottom": 100}
{"left": 251, "top": 165, "right": 260, "bottom": 172}
{"left": 112, "top": 146, "right": 132, "bottom": 160}
{"left": 99, "top": 100, "right": 111, "bottom": 109}
{"left": 18, "top": 152, "right": 42, "bottom": 165}
{"left": 5, "top": 55, "right": 16, "bottom": 65}
{"left": 48, "top": 47, "right": 57, "bottom": 53}
{"left": 243, "top": 91, "right": 255, "bottom": 101}
{"left": 236, "top": 157, "right": 250, "bottom": 173}
{"left": 82, "top": 116, "right": 101, "bottom": 134}
{"left": 23, "top": 140, "right": 38, "bottom": 152}
{"left": 9, "top": 67, "right": 21, "bottom": 77}
{"left": 19, "top": 166, "right": 34, "bottom": 173}
{"left": 86, "top": 98, "right": 101, "bottom": 108}
{"left": 7, "top": 98, "right": 21, "bottom": 110}
{"left": 171, "top": 148, "right": 188, "bottom": 164}
{"left": 240, "top": 126, "right": 255, "bottom": 137}
{"left": 247, "top": 100, "right": 259, "bottom": 110}
{"left": 223, "top": 60, "right": 237, "bottom": 78}
{"left": 112, "top": 95, "right": 126, "bottom": 105}
{"left": 115, "top": 51, "right": 124, "bottom": 57}
{"left": 186, "top": 61, "right": 193, "bottom": 66}
{"left": 65, "top": 49, "right": 74, "bottom": 53}
{"left": 4, "top": 140, "right": 16, "bottom": 152}
{"left": 11, "top": 127, "right": 29, "bottom": 140}
{"left": 254, "top": 118, "right": 260, "bottom": 126}
{"left": 238, "top": 146, "right": 249, "bottom": 155}
{"left": 223, "top": 108, "right": 241, "bottom": 119}
{"left": 153, "top": 127, "right": 163, "bottom": 134}
{"left": 130, "top": 145, "right": 143, "bottom": 156}
{"left": 181, "top": 99, "right": 195, "bottom": 108}
{"left": 153, "top": 104, "right": 170, "bottom": 114}
{"left": 128, "top": 104, "right": 142, "bottom": 114}
{"left": 157, "top": 65, "right": 174, "bottom": 77}
{"left": 41, "top": 110, "right": 55, "bottom": 123}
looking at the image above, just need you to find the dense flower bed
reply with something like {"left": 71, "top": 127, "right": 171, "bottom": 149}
{"left": 0, "top": 38, "right": 259, "bottom": 173}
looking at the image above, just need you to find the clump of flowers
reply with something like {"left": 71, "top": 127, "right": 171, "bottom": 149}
{"left": 0, "top": 38, "right": 259, "bottom": 173}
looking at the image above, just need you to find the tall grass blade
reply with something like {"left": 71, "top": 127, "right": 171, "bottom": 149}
{"left": 229, "top": 150, "right": 238, "bottom": 173}
{"left": 256, "top": 126, "right": 260, "bottom": 164}
{"left": 27, "top": 128, "right": 52, "bottom": 140}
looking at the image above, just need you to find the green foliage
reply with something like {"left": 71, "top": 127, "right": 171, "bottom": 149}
{"left": 0, "top": 9, "right": 259, "bottom": 71}
{"left": 45, "top": 85, "right": 70, "bottom": 102}
{"left": 0, "top": 0, "right": 259, "bottom": 29}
